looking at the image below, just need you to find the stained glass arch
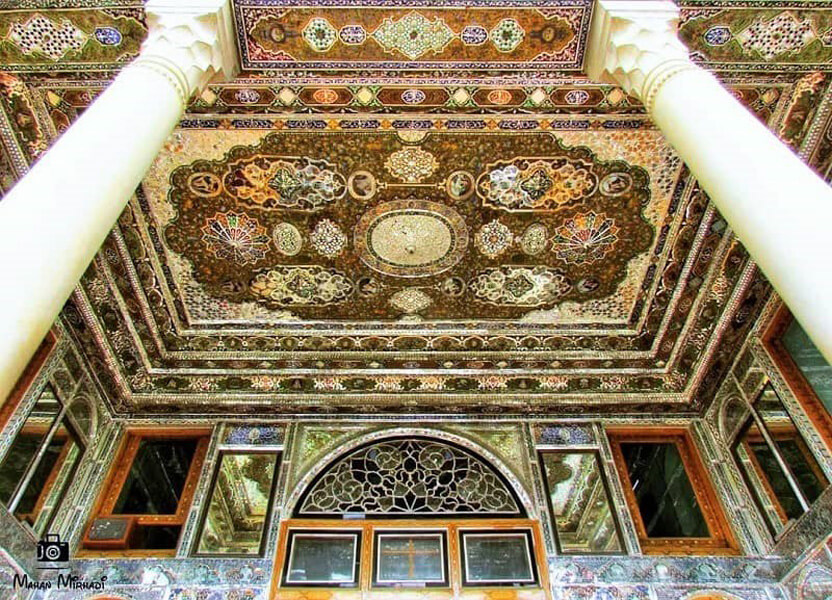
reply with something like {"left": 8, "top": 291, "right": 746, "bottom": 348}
{"left": 295, "top": 436, "right": 525, "bottom": 518}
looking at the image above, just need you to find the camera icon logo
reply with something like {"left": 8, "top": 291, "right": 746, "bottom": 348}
{"left": 36, "top": 534, "right": 69, "bottom": 563}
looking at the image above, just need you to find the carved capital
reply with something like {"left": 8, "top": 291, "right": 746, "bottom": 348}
{"left": 134, "top": 0, "right": 238, "bottom": 106}
{"left": 585, "top": 0, "right": 698, "bottom": 111}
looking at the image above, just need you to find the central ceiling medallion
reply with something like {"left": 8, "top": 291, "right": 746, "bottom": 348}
{"left": 355, "top": 199, "right": 468, "bottom": 278}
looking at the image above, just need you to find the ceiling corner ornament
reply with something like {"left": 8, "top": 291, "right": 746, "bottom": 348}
{"left": 136, "top": 0, "right": 239, "bottom": 103}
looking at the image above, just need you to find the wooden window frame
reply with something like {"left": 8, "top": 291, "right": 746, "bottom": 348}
{"left": 537, "top": 449, "right": 626, "bottom": 556}
{"left": 733, "top": 394, "right": 830, "bottom": 535}
{"left": 2, "top": 417, "right": 61, "bottom": 510}
{"left": 759, "top": 424, "right": 828, "bottom": 490}
{"left": 459, "top": 528, "right": 538, "bottom": 587}
{"left": 270, "top": 518, "right": 551, "bottom": 598}
{"left": 371, "top": 529, "right": 449, "bottom": 588}
{"left": 81, "top": 427, "right": 211, "bottom": 556}
{"left": 733, "top": 420, "right": 794, "bottom": 531}
{"left": 1, "top": 380, "right": 87, "bottom": 538}
{"left": 0, "top": 330, "right": 58, "bottom": 433}
{"left": 763, "top": 305, "right": 832, "bottom": 449}
{"left": 281, "top": 528, "right": 363, "bottom": 588}
{"left": 192, "top": 449, "right": 281, "bottom": 558}
{"left": 607, "top": 427, "right": 738, "bottom": 556}
{"left": 15, "top": 427, "right": 77, "bottom": 529}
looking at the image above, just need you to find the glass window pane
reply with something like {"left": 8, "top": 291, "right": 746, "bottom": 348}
{"left": 196, "top": 452, "right": 279, "bottom": 555}
{"left": 782, "top": 319, "right": 832, "bottom": 413}
{"left": 16, "top": 419, "right": 84, "bottom": 534}
{"left": 25, "top": 423, "right": 84, "bottom": 537}
{"left": 113, "top": 439, "right": 197, "bottom": 515}
{"left": 462, "top": 532, "right": 535, "bottom": 585}
{"left": 777, "top": 440, "right": 827, "bottom": 502}
{"left": 68, "top": 397, "right": 94, "bottom": 440}
{"left": 131, "top": 525, "right": 183, "bottom": 550}
{"left": 0, "top": 386, "right": 61, "bottom": 506}
{"left": 756, "top": 384, "right": 829, "bottom": 505}
{"left": 540, "top": 452, "right": 623, "bottom": 554}
{"left": 375, "top": 533, "right": 445, "bottom": 584}
{"left": 735, "top": 421, "right": 802, "bottom": 536}
{"left": 285, "top": 533, "right": 359, "bottom": 585}
{"left": 620, "top": 442, "right": 710, "bottom": 538}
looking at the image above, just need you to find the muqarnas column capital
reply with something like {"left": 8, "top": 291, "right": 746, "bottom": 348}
{"left": 585, "top": 0, "right": 698, "bottom": 111}
{"left": 135, "top": 0, "right": 239, "bottom": 106}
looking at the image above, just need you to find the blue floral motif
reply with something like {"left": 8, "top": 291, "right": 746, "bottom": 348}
{"left": 704, "top": 26, "right": 732, "bottom": 46}
{"left": 401, "top": 88, "right": 426, "bottom": 104}
{"left": 223, "top": 425, "right": 284, "bottom": 446}
{"left": 339, "top": 25, "right": 366, "bottom": 45}
{"left": 94, "top": 26, "right": 122, "bottom": 46}
{"left": 461, "top": 25, "right": 488, "bottom": 45}
{"left": 538, "top": 424, "right": 594, "bottom": 445}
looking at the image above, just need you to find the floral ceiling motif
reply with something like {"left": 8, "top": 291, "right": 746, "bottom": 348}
{"left": 163, "top": 130, "right": 654, "bottom": 321}
{"left": 0, "top": 8, "right": 144, "bottom": 70}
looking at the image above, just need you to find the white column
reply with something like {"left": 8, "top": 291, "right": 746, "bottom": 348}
{"left": 0, "top": 0, "right": 238, "bottom": 403}
{"left": 587, "top": 0, "right": 832, "bottom": 364}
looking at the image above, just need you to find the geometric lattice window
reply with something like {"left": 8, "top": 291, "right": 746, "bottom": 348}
{"left": 296, "top": 437, "right": 523, "bottom": 517}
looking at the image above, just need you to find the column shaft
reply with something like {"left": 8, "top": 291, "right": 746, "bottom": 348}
{"left": 0, "top": 65, "right": 182, "bottom": 402}
{"left": 651, "top": 69, "right": 832, "bottom": 361}
{"left": 0, "top": 0, "right": 236, "bottom": 403}
{"left": 586, "top": 0, "right": 832, "bottom": 364}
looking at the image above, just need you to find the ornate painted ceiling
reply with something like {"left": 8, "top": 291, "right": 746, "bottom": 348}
{"left": 2, "top": 1, "right": 832, "bottom": 416}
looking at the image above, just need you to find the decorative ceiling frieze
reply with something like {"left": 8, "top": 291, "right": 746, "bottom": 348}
{"left": 234, "top": 2, "right": 592, "bottom": 71}
{"left": 679, "top": 2, "right": 832, "bottom": 71}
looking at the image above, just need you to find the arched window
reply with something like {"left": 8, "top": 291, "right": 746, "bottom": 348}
{"left": 295, "top": 436, "right": 524, "bottom": 518}
{"left": 277, "top": 435, "right": 546, "bottom": 594}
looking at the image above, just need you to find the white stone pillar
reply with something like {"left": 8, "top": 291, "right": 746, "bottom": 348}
{"left": 0, "top": 0, "right": 238, "bottom": 403}
{"left": 587, "top": 0, "right": 832, "bottom": 364}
